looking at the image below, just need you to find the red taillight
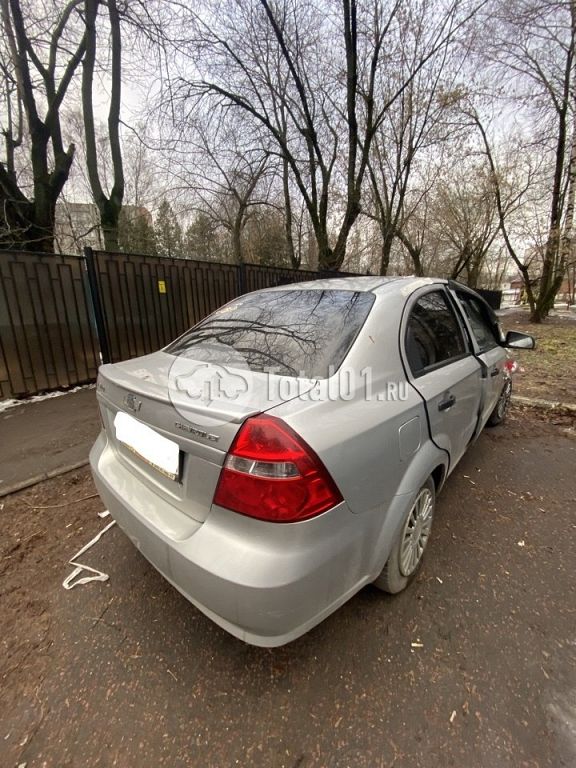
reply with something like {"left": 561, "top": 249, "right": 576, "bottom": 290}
{"left": 213, "top": 414, "right": 343, "bottom": 523}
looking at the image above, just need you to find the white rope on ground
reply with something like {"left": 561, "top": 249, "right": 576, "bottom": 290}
{"left": 62, "top": 516, "right": 116, "bottom": 589}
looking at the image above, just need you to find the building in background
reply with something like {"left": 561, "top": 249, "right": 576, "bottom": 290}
{"left": 501, "top": 273, "right": 575, "bottom": 308}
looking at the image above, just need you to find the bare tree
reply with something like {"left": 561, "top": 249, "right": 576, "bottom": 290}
{"left": 567, "top": 258, "right": 576, "bottom": 304}
{"left": 0, "top": 38, "right": 22, "bottom": 183}
{"left": 559, "top": 118, "right": 576, "bottom": 300}
{"left": 165, "top": 114, "right": 272, "bottom": 264}
{"left": 392, "top": 161, "right": 499, "bottom": 284}
{"left": 171, "top": 0, "right": 483, "bottom": 270}
{"left": 366, "top": 4, "right": 468, "bottom": 275}
{"left": 469, "top": 108, "right": 554, "bottom": 315}
{"left": 435, "top": 169, "right": 499, "bottom": 287}
{"left": 480, "top": 0, "right": 576, "bottom": 320}
{"left": 82, "top": 0, "right": 124, "bottom": 251}
{"left": 0, "top": 0, "right": 86, "bottom": 251}
{"left": 385, "top": 152, "right": 448, "bottom": 277}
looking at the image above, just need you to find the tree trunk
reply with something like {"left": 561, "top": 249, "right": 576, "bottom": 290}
{"left": 532, "top": 116, "right": 576, "bottom": 320}
{"left": 232, "top": 210, "right": 243, "bottom": 264}
{"left": 314, "top": 223, "right": 335, "bottom": 272}
{"left": 8, "top": 100, "right": 58, "bottom": 251}
{"left": 82, "top": 0, "right": 124, "bottom": 252}
{"left": 330, "top": 194, "right": 361, "bottom": 271}
{"left": 411, "top": 248, "right": 424, "bottom": 277}
{"left": 282, "top": 156, "right": 299, "bottom": 269}
{"left": 377, "top": 225, "right": 394, "bottom": 275}
{"left": 101, "top": 200, "right": 121, "bottom": 252}
{"left": 567, "top": 263, "right": 575, "bottom": 304}
{"left": 532, "top": 103, "right": 569, "bottom": 319}
{"left": 532, "top": 229, "right": 561, "bottom": 321}
{"left": 466, "top": 247, "right": 485, "bottom": 289}
{"left": 396, "top": 229, "right": 424, "bottom": 276}
{"left": 450, "top": 243, "right": 471, "bottom": 281}
{"left": 29, "top": 124, "right": 55, "bottom": 251}
{"left": 105, "top": 0, "right": 124, "bottom": 249}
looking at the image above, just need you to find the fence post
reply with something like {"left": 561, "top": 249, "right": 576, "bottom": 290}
{"left": 84, "top": 246, "right": 112, "bottom": 365}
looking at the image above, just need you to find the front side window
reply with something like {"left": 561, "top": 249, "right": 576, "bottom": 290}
{"left": 405, "top": 290, "right": 467, "bottom": 376}
{"left": 166, "top": 289, "right": 375, "bottom": 378}
{"left": 456, "top": 292, "right": 499, "bottom": 352}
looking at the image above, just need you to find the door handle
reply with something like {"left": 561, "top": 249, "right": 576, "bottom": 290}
{"left": 438, "top": 394, "right": 456, "bottom": 411}
{"left": 490, "top": 367, "right": 500, "bottom": 377}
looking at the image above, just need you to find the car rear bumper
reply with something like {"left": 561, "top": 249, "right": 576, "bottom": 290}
{"left": 90, "top": 431, "right": 380, "bottom": 647}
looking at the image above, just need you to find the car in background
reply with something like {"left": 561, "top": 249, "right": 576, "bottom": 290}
{"left": 90, "top": 277, "right": 534, "bottom": 646}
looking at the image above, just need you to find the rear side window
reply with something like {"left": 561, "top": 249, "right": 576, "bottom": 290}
{"left": 405, "top": 290, "right": 467, "bottom": 376}
{"left": 456, "top": 292, "right": 499, "bottom": 352}
{"left": 167, "top": 289, "right": 375, "bottom": 378}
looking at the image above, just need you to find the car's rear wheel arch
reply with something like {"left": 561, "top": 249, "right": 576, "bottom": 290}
{"left": 431, "top": 463, "right": 447, "bottom": 493}
{"left": 374, "top": 475, "right": 436, "bottom": 593}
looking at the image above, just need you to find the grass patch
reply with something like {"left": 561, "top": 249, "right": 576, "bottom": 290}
{"left": 502, "top": 310, "right": 576, "bottom": 404}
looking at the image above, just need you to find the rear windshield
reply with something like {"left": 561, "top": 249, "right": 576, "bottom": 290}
{"left": 166, "top": 289, "right": 374, "bottom": 378}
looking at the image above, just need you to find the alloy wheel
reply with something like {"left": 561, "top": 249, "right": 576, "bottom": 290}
{"left": 497, "top": 379, "right": 512, "bottom": 420}
{"left": 399, "top": 487, "right": 434, "bottom": 577}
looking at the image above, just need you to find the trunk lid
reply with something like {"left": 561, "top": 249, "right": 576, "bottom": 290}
{"left": 96, "top": 351, "right": 315, "bottom": 523}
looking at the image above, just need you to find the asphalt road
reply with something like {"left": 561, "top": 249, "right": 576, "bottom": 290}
{"left": 1, "top": 409, "right": 575, "bottom": 768}
{"left": 0, "top": 388, "right": 100, "bottom": 494}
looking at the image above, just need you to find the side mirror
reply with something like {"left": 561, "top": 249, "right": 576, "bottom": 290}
{"left": 504, "top": 330, "right": 536, "bottom": 350}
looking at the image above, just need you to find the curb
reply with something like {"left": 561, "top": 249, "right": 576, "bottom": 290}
{"left": 511, "top": 395, "right": 576, "bottom": 414}
{"left": 0, "top": 458, "right": 90, "bottom": 499}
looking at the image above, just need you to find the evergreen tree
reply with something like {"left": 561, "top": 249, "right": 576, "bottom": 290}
{"left": 155, "top": 200, "right": 183, "bottom": 258}
{"left": 184, "top": 212, "right": 222, "bottom": 261}
{"left": 118, "top": 208, "right": 156, "bottom": 254}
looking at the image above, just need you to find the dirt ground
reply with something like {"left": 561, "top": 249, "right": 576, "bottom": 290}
{"left": 501, "top": 310, "right": 576, "bottom": 404}
{"left": 1, "top": 407, "right": 575, "bottom": 768}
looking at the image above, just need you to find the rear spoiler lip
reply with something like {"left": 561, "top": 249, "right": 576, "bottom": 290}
{"left": 96, "top": 360, "right": 318, "bottom": 427}
{"left": 96, "top": 369, "right": 261, "bottom": 426}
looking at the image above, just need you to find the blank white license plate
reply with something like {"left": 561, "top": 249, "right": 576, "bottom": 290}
{"left": 114, "top": 411, "right": 180, "bottom": 480}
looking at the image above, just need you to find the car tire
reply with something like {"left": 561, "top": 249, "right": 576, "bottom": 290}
{"left": 486, "top": 378, "right": 512, "bottom": 427}
{"left": 374, "top": 477, "right": 435, "bottom": 594}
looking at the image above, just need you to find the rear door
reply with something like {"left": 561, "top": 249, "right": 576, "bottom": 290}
{"left": 451, "top": 288, "right": 507, "bottom": 428}
{"left": 402, "top": 287, "right": 482, "bottom": 470}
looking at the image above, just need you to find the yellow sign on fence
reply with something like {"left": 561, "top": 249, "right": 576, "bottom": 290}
{"left": 158, "top": 280, "right": 166, "bottom": 294}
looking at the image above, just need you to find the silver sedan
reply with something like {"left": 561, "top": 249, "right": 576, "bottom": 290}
{"left": 90, "top": 277, "right": 534, "bottom": 646}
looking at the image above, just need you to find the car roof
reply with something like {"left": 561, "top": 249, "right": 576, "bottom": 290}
{"left": 265, "top": 275, "right": 446, "bottom": 295}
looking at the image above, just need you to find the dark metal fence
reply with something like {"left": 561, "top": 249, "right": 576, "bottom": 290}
{"left": 0, "top": 248, "right": 354, "bottom": 397}
{"left": 243, "top": 262, "right": 329, "bottom": 291}
{"left": 476, "top": 288, "right": 502, "bottom": 310}
{"left": 86, "top": 249, "right": 239, "bottom": 363}
{"left": 87, "top": 249, "right": 354, "bottom": 365}
{"left": 0, "top": 246, "right": 502, "bottom": 399}
{"left": 0, "top": 251, "right": 100, "bottom": 399}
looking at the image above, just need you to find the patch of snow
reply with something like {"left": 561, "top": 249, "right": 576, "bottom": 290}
{"left": 0, "top": 383, "right": 95, "bottom": 414}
